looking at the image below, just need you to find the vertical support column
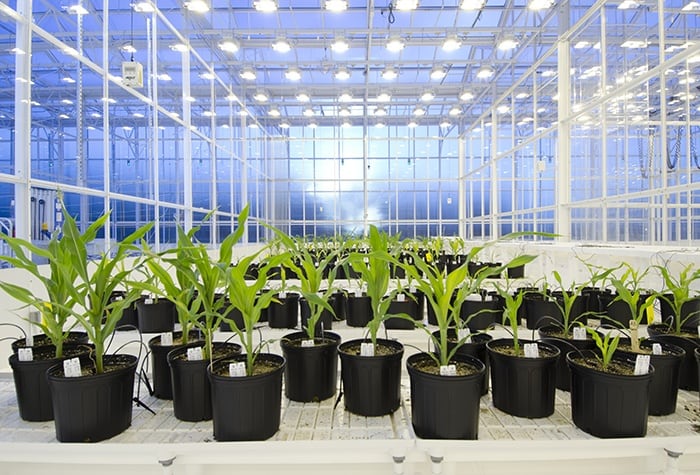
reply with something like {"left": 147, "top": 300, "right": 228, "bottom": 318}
{"left": 149, "top": 15, "right": 161, "bottom": 251}
{"left": 489, "top": 109, "right": 498, "bottom": 238}
{"left": 599, "top": 9, "right": 608, "bottom": 242}
{"left": 657, "top": 0, "right": 668, "bottom": 244}
{"left": 555, "top": 3, "right": 572, "bottom": 241}
{"left": 181, "top": 48, "right": 193, "bottom": 232}
{"left": 208, "top": 75, "right": 217, "bottom": 245}
{"left": 13, "top": 0, "right": 33, "bottom": 242}
{"left": 76, "top": 5, "right": 88, "bottom": 236}
{"left": 101, "top": 0, "right": 111, "bottom": 249}
{"left": 240, "top": 106, "right": 248, "bottom": 244}
{"left": 458, "top": 135, "right": 466, "bottom": 239}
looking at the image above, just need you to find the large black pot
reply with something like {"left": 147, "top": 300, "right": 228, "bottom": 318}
{"left": 346, "top": 293, "right": 373, "bottom": 327}
{"left": 406, "top": 352, "right": 485, "bottom": 440}
{"left": 135, "top": 297, "right": 175, "bottom": 333}
{"left": 567, "top": 352, "right": 653, "bottom": 438}
{"left": 537, "top": 325, "right": 597, "bottom": 391}
{"left": 462, "top": 294, "right": 503, "bottom": 332}
{"left": 267, "top": 292, "right": 300, "bottom": 329}
{"left": 658, "top": 294, "right": 700, "bottom": 330}
{"left": 109, "top": 291, "right": 140, "bottom": 330}
{"left": 646, "top": 324, "right": 700, "bottom": 391}
{"left": 47, "top": 354, "right": 137, "bottom": 442}
{"left": 486, "top": 338, "right": 559, "bottom": 418}
{"left": 433, "top": 329, "right": 492, "bottom": 396}
{"left": 643, "top": 340, "right": 684, "bottom": 416}
{"left": 280, "top": 331, "right": 341, "bottom": 402}
{"left": 168, "top": 341, "right": 242, "bottom": 422}
{"left": 148, "top": 331, "right": 203, "bottom": 400}
{"left": 11, "top": 331, "right": 89, "bottom": 354}
{"left": 209, "top": 353, "right": 286, "bottom": 441}
{"left": 299, "top": 296, "right": 334, "bottom": 332}
{"left": 523, "top": 296, "right": 563, "bottom": 330}
{"left": 385, "top": 292, "right": 423, "bottom": 330}
{"left": 338, "top": 338, "right": 404, "bottom": 416}
{"left": 9, "top": 344, "right": 92, "bottom": 421}
{"left": 599, "top": 291, "right": 654, "bottom": 329}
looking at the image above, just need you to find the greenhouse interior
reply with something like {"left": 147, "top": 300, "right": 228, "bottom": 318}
{"left": 1, "top": 0, "right": 700, "bottom": 474}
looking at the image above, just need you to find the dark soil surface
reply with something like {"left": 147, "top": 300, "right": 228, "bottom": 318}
{"left": 339, "top": 341, "right": 400, "bottom": 356}
{"left": 410, "top": 357, "right": 480, "bottom": 376}
{"left": 490, "top": 343, "right": 558, "bottom": 358}
{"left": 571, "top": 357, "right": 637, "bottom": 376}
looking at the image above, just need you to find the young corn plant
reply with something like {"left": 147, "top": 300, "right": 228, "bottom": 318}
{"left": 587, "top": 327, "right": 621, "bottom": 371}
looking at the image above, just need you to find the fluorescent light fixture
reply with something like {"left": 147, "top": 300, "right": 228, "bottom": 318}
{"left": 58, "top": 113, "right": 70, "bottom": 119}
{"left": 442, "top": 35, "right": 462, "bottom": 51}
{"left": 408, "top": 119, "right": 419, "bottom": 128}
{"left": 439, "top": 118, "right": 451, "bottom": 128}
{"left": 540, "top": 69, "right": 556, "bottom": 77}
{"left": 476, "top": 66, "right": 494, "bottom": 79}
{"left": 296, "top": 91, "right": 311, "bottom": 102}
{"left": 621, "top": 39, "right": 648, "bottom": 48}
{"left": 133, "top": 112, "right": 145, "bottom": 118}
{"left": 335, "top": 67, "right": 351, "bottom": 80}
{"left": 381, "top": 66, "right": 398, "bottom": 80}
{"left": 528, "top": 0, "right": 554, "bottom": 10}
{"left": 375, "top": 120, "right": 386, "bottom": 128}
{"left": 617, "top": 0, "right": 640, "bottom": 9}
{"left": 239, "top": 67, "right": 257, "bottom": 80}
{"left": 65, "top": 3, "right": 89, "bottom": 15}
{"left": 199, "top": 71, "right": 215, "bottom": 80}
{"left": 303, "top": 107, "right": 315, "bottom": 117}
{"left": 272, "top": 37, "right": 292, "bottom": 53}
{"left": 459, "top": 90, "right": 474, "bottom": 101}
{"left": 325, "top": 0, "right": 348, "bottom": 11}
{"left": 253, "top": 90, "right": 269, "bottom": 102}
{"left": 395, "top": 0, "right": 418, "bottom": 10}
{"left": 184, "top": 0, "right": 210, "bottom": 13}
{"left": 515, "top": 90, "right": 531, "bottom": 99}
{"left": 279, "top": 120, "right": 290, "bottom": 129}
{"left": 331, "top": 36, "right": 350, "bottom": 53}
{"left": 341, "top": 119, "right": 352, "bottom": 128}
{"left": 374, "top": 106, "right": 388, "bottom": 117}
{"left": 460, "top": 0, "right": 486, "bottom": 10}
{"left": 62, "top": 76, "right": 76, "bottom": 84}
{"left": 376, "top": 91, "right": 392, "bottom": 102}
{"left": 308, "top": 120, "right": 318, "bottom": 128}
{"left": 253, "top": 0, "right": 278, "bottom": 12}
{"left": 339, "top": 90, "right": 353, "bottom": 102}
{"left": 285, "top": 67, "right": 302, "bottom": 81}
{"left": 338, "top": 107, "right": 351, "bottom": 117}
{"left": 496, "top": 104, "right": 510, "bottom": 114}
{"left": 430, "top": 66, "right": 447, "bottom": 80}
{"left": 133, "top": 1, "right": 155, "bottom": 13}
{"left": 268, "top": 106, "right": 281, "bottom": 117}
{"left": 386, "top": 36, "right": 405, "bottom": 52}
{"left": 169, "top": 43, "right": 188, "bottom": 52}
{"left": 202, "top": 110, "right": 215, "bottom": 117}
{"left": 448, "top": 105, "right": 462, "bottom": 116}
{"left": 121, "top": 43, "right": 137, "bottom": 54}
{"left": 226, "top": 93, "right": 238, "bottom": 101}
{"left": 413, "top": 106, "right": 426, "bottom": 116}
{"left": 61, "top": 99, "right": 74, "bottom": 105}
{"left": 574, "top": 41, "right": 590, "bottom": 49}
{"left": 157, "top": 73, "right": 172, "bottom": 81}
{"left": 218, "top": 39, "right": 240, "bottom": 53}
{"left": 420, "top": 90, "right": 435, "bottom": 102}
{"left": 185, "top": 96, "right": 196, "bottom": 102}
{"left": 497, "top": 37, "right": 518, "bottom": 51}
{"left": 682, "top": 1, "right": 700, "bottom": 11}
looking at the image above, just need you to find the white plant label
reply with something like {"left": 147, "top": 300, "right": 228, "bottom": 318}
{"left": 160, "top": 332, "right": 173, "bottom": 346}
{"left": 360, "top": 342, "right": 375, "bottom": 357}
{"left": 63, "top": 357, "right": 82, "bottom": 378}
{"left": 355, "top": 289, "right": 363, "bottom": 297}
{"left": 279, "top": 291, "right": 287, "bottom": 299}
{"left": 25, "top": 334, "right": 33, "bottom": 348}
{"left": 301, "top": 339, "right": 315, "bottom": 348}
{"left": 439, "top": 364, "right": 457, "bottom": 376}
{"left": 187, "top": 347, "right": 203, "bottom": 361}
{"left": 573, "top": 327, "right": 587, "bottom": 341}
{"left": 458, "top": 328, "right": 471, "bottom": 341}
{"left": 409, "top": 286, "right": 416, "bottom": 294}
{"left": 18, "top": 348, "right": 33, "bottom": 362}
{"left": 397, "top": 293, "right": 405, "bottom": 302}
{"left": 229, "top": 362, "right": 246, "bottom": 377}
{"left": 114, "top": 296, "right": 123, "bottom": 301}
{"left": 652, "top": 343, "right": 663, "bottom": 355}
{"left": 524, "top": 343, "right": 540, "bottom": 358}
{"left": 144, "top": 298, "right": 154, "bottom": 305}
{"left": 634, "top": 354, "right": 651, "bottom": 375}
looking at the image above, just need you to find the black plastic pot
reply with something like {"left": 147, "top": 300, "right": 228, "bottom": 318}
{"left": 109, "top": 291, "right": 140, "bottom": 330}
{"left": 209, "top": 353, "right": 286, "bottom": 441}
{"left": 567, "top": 352, "right": 653, "bottom": 438}
{"left": 646, "top": 324, "right": 700, "bottom": 391}
{"left": 658, "top": 294, "right": 700, "bottom": 330}
{"left": 346, "top": 293, "right": 373, "bottom": 327}
{"left": 47, "top": 354, "right": 137, "bottom": 442}
{"left": 537, "top": 325, "right": 597, "bottom": 391}
{"left": 280, "top": 331, "right": 340, "bottom": 402}
{"left": 434, "top": 329, "right": 492, "bottom": 396}
{"left": 148, "top": 331, "right": 203, "bottom": 400}
{"left": 299, "top": 296, "right": 334, "bottom": 332}
{"left": 9, "top": 344, "right": 92, "bottom": 422}
{"left": 11, "top": 331, "right": 89, "bottom": 354}
{"left": 406, "top": 352, "right": 485, "bottom": 440}
{"left": 168, "top": 341, "right": 242, "bottom": 422}
{"left": 599, "top": 292, "right": 654, "bottom": 329}
{"left": 462, "top": 295, "right": 503, "bottom": 332}
{"left": 642, "top": 340, "right": 684, "bottom": 416}
{"left": 338, "top": 338, "right": 404, "bottom": 416}
{"left": 523, "top": 296, "right": 562, "bottom": 330}
{"left": 135, "top": 297, "right": 175, "bottom": 333}
{"left": 267, "top": 293, "right": 300, "bottom": 329}
{"left": 486, "top": 338, "right": 559, "bottom": 418}
{"left": 385, "top": 292, "right": 423, "bottom": 329}
{"left": 696, "top": 348, "right": 700, "bottom": 406}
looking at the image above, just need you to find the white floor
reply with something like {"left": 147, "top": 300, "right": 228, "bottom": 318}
{"left": 0, "top": 323, "right": 699, "bottom": 474}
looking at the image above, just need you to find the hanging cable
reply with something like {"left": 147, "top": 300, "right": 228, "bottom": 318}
{"left": 667, "top": 126, "right": 682, "bottom": 170}
{"left": 130, "top": 5, "right": 135, "bottom": 62}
